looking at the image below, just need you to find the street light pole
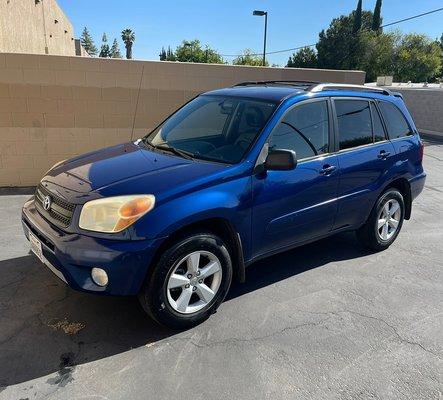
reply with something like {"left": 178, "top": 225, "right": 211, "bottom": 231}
{"left": 253, "top": 10, "right": 268, "bottom": 66}
{"left": 262, "top": 12, "right": 267, "bottom": 66}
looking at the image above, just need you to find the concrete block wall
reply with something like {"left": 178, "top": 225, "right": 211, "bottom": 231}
{"left": 0, "top": 52, "right": 365, "bottom": 186}
{"left": 392, "top": 88, "right": 443, "bottom": 135}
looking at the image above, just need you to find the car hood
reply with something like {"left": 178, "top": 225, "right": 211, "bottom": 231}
{"left": 42, "top": 142, "right": 228, "bottom": 202}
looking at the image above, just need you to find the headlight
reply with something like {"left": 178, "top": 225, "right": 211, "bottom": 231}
{"left": 79, "top": 195, "right": 155, "bottom": 233}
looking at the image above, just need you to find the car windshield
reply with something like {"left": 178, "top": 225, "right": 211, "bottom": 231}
{"left": 144, "top": 95, "right": 277, "bottom": 164}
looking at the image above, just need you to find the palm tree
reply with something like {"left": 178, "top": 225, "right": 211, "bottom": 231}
{"left": 121, "top": 29, "right": 135, "bottom": 59}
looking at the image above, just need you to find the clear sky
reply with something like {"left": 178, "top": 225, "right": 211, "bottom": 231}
{"left": 58, "top": 0, "right": 443, "bottom": 66}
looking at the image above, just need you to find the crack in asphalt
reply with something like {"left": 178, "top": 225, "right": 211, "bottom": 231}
{"left": 0, "top": 276, "right": 26, "bottom": 291}
{"left": 294, "top": 307, "right": 441, "bottom": 358}
{"left": 160, "top": 308, "right": 441, "bottom": 359}
{"left": 343, "top": 309, "right": 441, "bottom": 358}
{"left": 185, "top": 316, "right": 334, "bottom": 349}
{"left": 424, "top": 153, "right": 443, "bottom": 162}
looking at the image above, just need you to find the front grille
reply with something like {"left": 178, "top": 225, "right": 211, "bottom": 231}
{"left": 35, "top": 184, "right": 75, "bottom": 228}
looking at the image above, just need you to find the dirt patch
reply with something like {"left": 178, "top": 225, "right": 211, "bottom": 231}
{"left": 48, "top": 318, "right": 85, "bottom": 335}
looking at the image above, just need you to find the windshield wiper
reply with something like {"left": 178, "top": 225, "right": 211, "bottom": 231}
{"left": 143, "top": 140, "right": 195, "bottom": 160}
{"left": 157, "top": 145, "right": 195, "bottom": 160}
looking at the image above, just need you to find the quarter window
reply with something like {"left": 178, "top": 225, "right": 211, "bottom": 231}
{"left": 378, "top": 101, "right": 412, "bottom": 139}
{"left": 269, "top": 100, "right": 329, "bottom": 160}
{"left": 335, "top": 100, "right": 372, "bottom": 150}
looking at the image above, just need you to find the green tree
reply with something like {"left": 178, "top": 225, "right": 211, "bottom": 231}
{"left": 166, "top": 46, "right": 176, "bottom": 61}
{"left": 99, "top": 33, "right": 110, "bottom": 58}
{"left": 312, "top": 5, "right": 441, "bottom": 83}
{"left": 372, "top": 0, "right": 383, "bottom": 32}
{"left": 110, "top": 39, "right": 122, "bottom": 58}
{"left": 80, "top": 27, "right": 97, "bottom": 56}
{"left": 159, "top": 46, "right": 177, "bottom": 61}
{"left": 393, "top": 33, "right": 442, "bottom": 82}
{"left": 232, "top": 49, "right": 268, "bottom": 66}
{"left": 353, "top": 0, "right": 363, "bottom": 33}
{"left": 121, "top": 29, "right": 135, "bottom": 59}
{"left": 316, "top": 10, "right": 374, "bottom": 70}
{"left": 287, "top": 47, "right": 318, "bottom": 68}
{"left": 350, "top": 0, "right": 366, "bottom": 68}
{"left": 359, "top": 30, "right": 398, "bottom": 82}
{"left": 174, "top": 40, "right": 224, "bottom": 63}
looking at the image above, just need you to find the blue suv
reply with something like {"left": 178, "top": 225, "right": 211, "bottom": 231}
{"left": 22, "top": 81, "right": 426, "bottom": 329}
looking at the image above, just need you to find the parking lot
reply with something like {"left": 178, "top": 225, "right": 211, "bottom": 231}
{"left": 0, "top": 137, "right": 441, "bottom": 400}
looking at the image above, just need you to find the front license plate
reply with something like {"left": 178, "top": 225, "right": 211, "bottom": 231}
{"left": 29, "top": 231, "right": 44, "bottom": 263}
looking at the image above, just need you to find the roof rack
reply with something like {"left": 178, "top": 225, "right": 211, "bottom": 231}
{"left": 233, "top": 80, "right": 319, "bottom": 88}
{"left": 232, "top": 81, "right": 392, "bottom": 96}
{"left": 309, "top": 83, "right": 391, "bottom": 95}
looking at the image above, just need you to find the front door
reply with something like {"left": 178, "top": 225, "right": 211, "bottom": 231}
{"left": 251, "top": 98, "right": 339, "bottom": 259}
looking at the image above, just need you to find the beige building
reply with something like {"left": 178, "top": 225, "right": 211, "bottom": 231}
{"left": 0, "top": 0, "right": 78, "bottom": 56}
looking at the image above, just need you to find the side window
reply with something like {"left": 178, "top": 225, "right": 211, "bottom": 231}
{"left": 371, "top": 103, "right": 386, "bottom": 142}
{"left": 269, "top": 100, "right": 329, "bottom": 160}
{"left": 378, "top": 101, "right": 412, "bottom": 139}
{"left": 335, "top": 100, "right": 372, "bottom": 150}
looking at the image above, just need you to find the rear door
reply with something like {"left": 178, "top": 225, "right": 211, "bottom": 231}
{"left": 377, "top": 99, "right": 421, "bottom": 169}
{"left": 332, "top": 98, "right": 396, "bottom": 230}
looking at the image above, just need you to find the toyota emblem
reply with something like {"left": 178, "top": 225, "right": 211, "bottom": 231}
{"left": 43, "top": 196, "right": 52, "bottom": 211}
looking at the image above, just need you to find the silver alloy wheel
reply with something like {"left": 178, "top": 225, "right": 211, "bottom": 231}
{"left": 377, "top": 198, "right": 401, "bottom": 241}
{"left": 166, "top": 251, "right": 223, "bottom": 314}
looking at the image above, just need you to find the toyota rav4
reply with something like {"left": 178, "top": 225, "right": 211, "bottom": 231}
{"left": 22, "top": 81, "right": 426, "bottom": 329}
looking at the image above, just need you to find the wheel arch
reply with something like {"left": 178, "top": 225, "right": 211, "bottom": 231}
{"left": 145, "top": 217, "right": 246, "bottom": 290}
{"left": 384, "top": 177, "right": 412, "bottom": 220}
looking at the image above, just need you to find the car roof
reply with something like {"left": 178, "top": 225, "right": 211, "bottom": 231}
{"left": 202, "top": 82, "right": 397, "bottom": 103}
{"left": 203, "top": 85, "right": 307, "bottom": 102}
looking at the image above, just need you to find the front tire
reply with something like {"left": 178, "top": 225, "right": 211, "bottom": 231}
{"left": 138, "top": 232, "right": 233, "bottom": 330}
{"left": 357, "top": 189, "right": 405, "bottom": 251}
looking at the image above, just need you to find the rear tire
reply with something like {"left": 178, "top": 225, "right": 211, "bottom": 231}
{"left": 357, "top": 189, "right": 405, "bottom": 251}
{"left": 138, "top": 232, "right": 232, "bottom": 330}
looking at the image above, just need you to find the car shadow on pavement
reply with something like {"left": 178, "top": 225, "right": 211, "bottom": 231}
{"left": 227, "top": 231, "right": 370, "bottom": 301}
{"left": 0, "top": 232, "right": 370, "bottom": 388}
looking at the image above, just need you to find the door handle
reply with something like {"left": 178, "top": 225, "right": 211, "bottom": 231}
{"left": 320, "top": 165, "right": 336, "bottom": 175}
{"left": 378, "top": 150, "right": 391, "bottom": 159}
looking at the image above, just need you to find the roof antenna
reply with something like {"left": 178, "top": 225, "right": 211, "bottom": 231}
{"left": 131, "top": 64, "right": 145, "bottom": 141}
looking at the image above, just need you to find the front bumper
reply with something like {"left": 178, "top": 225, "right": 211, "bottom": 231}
{"left": 22, "top": 198, "right": 164, "bottom": 295}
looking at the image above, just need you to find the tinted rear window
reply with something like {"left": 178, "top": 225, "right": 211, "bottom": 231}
{"left": 335, "top": 100, "right": 372, "bottom": 150}
{"left": 378, "top": 101, "right": 412, "bottom": 139}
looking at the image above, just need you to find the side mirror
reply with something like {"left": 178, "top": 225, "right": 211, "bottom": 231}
{"left": 264, "top": 149, "right": 297, "bottom": 171}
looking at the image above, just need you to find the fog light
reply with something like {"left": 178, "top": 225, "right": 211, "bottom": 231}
{"left": 91, "top": 267, "right": 108, "bottom": 287}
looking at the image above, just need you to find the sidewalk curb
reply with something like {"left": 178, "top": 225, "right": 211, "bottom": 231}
{"left": 0, "top": 187, "right": 35, "bottom": 196}
{"left": 420, "top": 130, "right": 443, "bottom": 142}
